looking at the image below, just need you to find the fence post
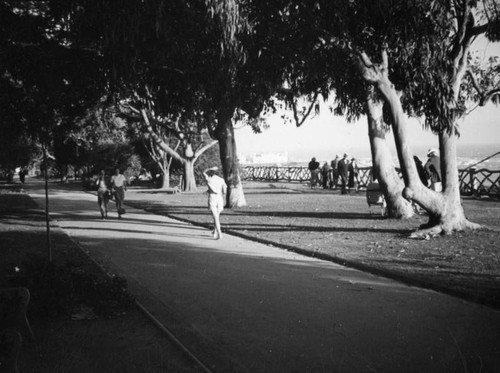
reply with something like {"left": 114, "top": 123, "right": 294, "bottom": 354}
{"left": 469, "top": 168, "right": 476, "bottom": 195}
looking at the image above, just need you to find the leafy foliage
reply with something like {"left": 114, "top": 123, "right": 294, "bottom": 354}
{"left": 0, "top": 0, "right": 106, "bottom": 173}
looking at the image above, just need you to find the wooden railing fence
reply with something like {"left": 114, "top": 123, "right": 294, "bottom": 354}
{"left": 458, "top": 168, "right": 500, "bottom": 197}
{"left": 241, "top": 166, "right": 500, "bottom": 198}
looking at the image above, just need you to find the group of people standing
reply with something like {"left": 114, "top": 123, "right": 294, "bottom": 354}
{"left": 96, "top": 169, "right": 128, "bottom": 220}
{"left": 308, "top": 148, "right": 442, "bottom": 197}
{"left": 308, "top": 153, "right": 359, "bottom": 194}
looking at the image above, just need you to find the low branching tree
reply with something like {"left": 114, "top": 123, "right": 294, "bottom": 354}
{"left": 139, "top": 134, "right": 179, "bottom": 189}
{"left": 119, "top": 90, "right": 217, "bottom": 192}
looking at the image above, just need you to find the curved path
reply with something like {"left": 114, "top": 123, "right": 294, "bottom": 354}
{"left": 25, "top": 181, "right": 500, "bottom": 373}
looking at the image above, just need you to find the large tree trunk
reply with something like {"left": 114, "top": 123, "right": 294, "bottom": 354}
{"left": 374, "top": 65, "right": 479, "bottom": 235}
{"left": 216, "top": 107, "right": 247, "bottom": 208}
{"left": 437, "top": 128, "right": 477, "bottom": 232}
{"left": 376, "top": 76, "right": 443, "bottom": 217}
{"left": 159, "top": 164, "right": 170, "bottom": 189}
{"left": 432, "top": 53, "right": 480, "bottom": 233}
{"left": 182, "top": 158, "right": 197, "bottom": 192}
{"left": 365, "top": 89, "right": 413, "bottom": 218}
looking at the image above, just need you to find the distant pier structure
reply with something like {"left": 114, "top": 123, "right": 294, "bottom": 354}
{"left": 239, "top": 152, "right": 289, "bottom": 165}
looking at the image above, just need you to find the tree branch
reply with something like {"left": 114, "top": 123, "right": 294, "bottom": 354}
{"left": 482, "top": 87, "right": 500, "bottom": 105}
{"left": 449, "top": 1, "right": 473, "bottom": 66}
{"left": 291, "top": 91, "right": 320, "bottom": 127}
{"left": 466, "top": 69, "right": 500, "bottom": 106}
{"left": 193, "top": 140, "right": 218, "bottom": 162}
{"left": 277, "top": 84, "right": 321, "bottom": 127}
{"left": 356, "top": 50, "right": 382, "bottom": 84}
{"left": 358, "top": 51, "right": 374, "bottom": 69}
{"left": 469, "top": 18, "right": 500, "bottom": 37}
{"left": 142, "top": 137, "right": 161, "bottom": 164}
{"left": 140, "top": 109, "right": 185, "bottom": 163}
{"left": 466, "top": 69, "right": 486, "bottom": 102}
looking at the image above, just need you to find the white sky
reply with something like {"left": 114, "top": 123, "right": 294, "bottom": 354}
{"left": 236, "top": 41, "right": 500, "bottom": 162}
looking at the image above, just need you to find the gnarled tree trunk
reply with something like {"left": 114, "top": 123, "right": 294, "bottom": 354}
{"left": 365, "top": 88, "right": 413, "bottom": 218}
{"left": 216, "top": 107, "right": 247, "bottom": 208}
{"left": 159, "top": 166, "right": 170, "bottom": 189}
{"left": 182, "top": 158, "right": 197, "bottom": 192}
{"left": 432, "top": 57, "right": 480, "bottom": 233}
{"left": 436, "top": 128, "right": 475, "bottom": 232}
{"left": 367, "top": 52, "right": 479, "bottom": 235}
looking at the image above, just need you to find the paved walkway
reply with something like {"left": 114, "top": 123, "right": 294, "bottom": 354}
{"left": 25, "top": 181, "right": 500, "bottom": 373}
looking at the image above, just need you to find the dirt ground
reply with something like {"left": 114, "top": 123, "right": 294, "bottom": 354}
{"left": 124, "top": 180, "right": 500, "bottom": 310}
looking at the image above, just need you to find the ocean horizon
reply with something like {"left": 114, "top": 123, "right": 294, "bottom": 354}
{"left": 241, "top": 143, "right": 500, "bottom": 170}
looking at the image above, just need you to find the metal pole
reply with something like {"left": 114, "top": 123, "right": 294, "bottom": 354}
{"left": 43, "top": 146, "right": 52, "bottom": 262}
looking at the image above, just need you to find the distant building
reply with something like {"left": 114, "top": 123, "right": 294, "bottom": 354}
{"left": 240, "top": 152, "right": 289, "bottom": 165}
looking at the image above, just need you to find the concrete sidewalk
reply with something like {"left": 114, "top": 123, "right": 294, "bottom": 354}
{"left": 25, "top": 181, "right": 500, "bottom": 373}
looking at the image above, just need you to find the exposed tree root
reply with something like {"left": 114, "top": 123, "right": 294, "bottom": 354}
{"left": 410, "top": 226, "right": 443, "bottom": 240}
{"left": 410, "top": 219, "right": 482, "bottom": 239}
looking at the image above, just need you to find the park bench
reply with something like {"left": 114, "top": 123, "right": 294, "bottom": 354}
{"left": 0, "top": 287, "right": 34, "bottom": 373}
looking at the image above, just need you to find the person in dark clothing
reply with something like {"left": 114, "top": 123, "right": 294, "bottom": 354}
{"left": 348, "top": 157, "right": 359, "bottom": 193}
{"left": 330, "top": 155, "right": 340, "bottom": 189}
{"left": 412, "top": 155, "right": 429, "bottom": 214}
{"left": 321, "top": 162, "right": 332, "bottom": 189}
{"left": 413, "top": 156, "right": 429, "bottom": 186}
{"left": 19, "top": 168, "right": 26, "bottom": 183}
{"left": 308, "top": 157, "right": 320, "bottom": 189}
{"left": 338, "top": 153, "right": 350, "bottom": 194}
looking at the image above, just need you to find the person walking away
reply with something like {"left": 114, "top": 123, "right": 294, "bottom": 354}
{"left": 321, "top": 162, "right": 332, "bottom": 189}
{"left": 111, "top": 168, "right": 127, "bottom": 219}
{"left": 424, "top": 149, "right": 442, "bottom": 192}
{"left": 412, "top": 156, "right": 429, "bottom": 214}
{"left": 19, "top": 168, "right": 26, "bottom": 184}
{"left": 338, "top": 153, "right": 350, "bottom": 194}
{"left": 348, "top": 157, "right": 359, "bottom": 193}
{"left": 96, "top": 170, "right": 110, "bottom": 219}
{"left": 308, "top": 157, "right": 320, "bottom": 189}
{"left": 330, "top": 155, "right": 340, "bottom": 189}
{"left": 203, "top": 167, "right": 227, "bottom": 240}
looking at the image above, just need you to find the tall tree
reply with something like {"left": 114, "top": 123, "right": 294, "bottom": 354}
{"left": 119, "top": 90, "right": 218, "bottom": 192}
{"left": 65, "top": 0, "right": 246, "bottom": 202}
{"left": 266, "top": 1, "right": 414, "bottom": 218}
{"left": 66, "top": 0, "right": 305, "bottom": 207}
{"left": 310, "top": 0, "right": 500, "bottom": 234}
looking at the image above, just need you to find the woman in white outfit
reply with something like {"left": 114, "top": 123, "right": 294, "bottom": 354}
{"left": 203, "top": 167, "right": 227, "bottom": 240}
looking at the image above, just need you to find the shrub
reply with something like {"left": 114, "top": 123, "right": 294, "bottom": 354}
{"left": 10, "top": 256, "right": 135, "bottom": 319}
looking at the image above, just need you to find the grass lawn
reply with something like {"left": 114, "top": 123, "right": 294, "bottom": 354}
{"left": 125, "top": 180, "right": 500, "bottom": 310}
